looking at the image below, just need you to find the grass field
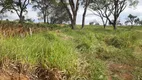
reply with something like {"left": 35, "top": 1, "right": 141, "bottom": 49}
{"left": 0, "top": 22, "right": 142, "bottom": 80}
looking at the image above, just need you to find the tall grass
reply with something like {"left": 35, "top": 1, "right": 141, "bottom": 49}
{"left": 0, "top": 32, "right": 79, "bottom": 75}
{"left": 61, "top": 26, "right": 142, "bottom": 79}
{"left": 0, "top": 25, "right": 142, "bottom": 79}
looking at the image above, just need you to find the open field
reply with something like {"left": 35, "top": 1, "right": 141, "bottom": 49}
{"left": 0, "top": 22, "right": 142, "bottom": 80}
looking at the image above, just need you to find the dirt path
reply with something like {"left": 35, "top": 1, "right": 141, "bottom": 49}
{"left": 108, "top": 62, "right": 134, "bottom": 80}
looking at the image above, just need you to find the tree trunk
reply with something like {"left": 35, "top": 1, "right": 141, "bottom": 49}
{"left": 47, "top": 16, "right": 49, "bottom": 24}
{"left": 19, "top": 13, "right": 24, "bottom": 23}
{"left": 82, "top": 7, "right": 87, "bottom": 29}
{"left": 102, "top": 18, "right": 107, "bottom": 29}
{"left": 19, "top": 17, "right": 23, "bottom": 23}
{"left": 71, "top": 13, "right": 77, "bottom": 29}
{"left": 43, "top": 15, "right": 46, "bottom": 23}
{"left": 113, "top": 23, "right": 117, "bottom": 30}
{"left": 60, "top": 0, "right": 79, "bottom": 29}
{"left": 103, "top": 24, "right": 106, "bottom": 29}
{"left": 71, "top": 18, "right": 76, "bottom": 29}
{"left": 71, "top": 24, "right": 75, "bottom": 29}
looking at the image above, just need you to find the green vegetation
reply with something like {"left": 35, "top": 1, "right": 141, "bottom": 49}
{"left": 0, "top": 24, "right": 142, "bottom": 80}
{"left": 0, "top": 0, "right": 141, "bottom": 79}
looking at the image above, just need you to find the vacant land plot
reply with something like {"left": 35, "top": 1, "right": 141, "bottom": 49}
{"left": 0, "top": 23, "right": 142, "bottom": 80}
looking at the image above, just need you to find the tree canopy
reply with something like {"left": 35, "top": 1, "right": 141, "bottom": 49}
{"left": 0, "top": 0, "right": 140, "bottom": 29}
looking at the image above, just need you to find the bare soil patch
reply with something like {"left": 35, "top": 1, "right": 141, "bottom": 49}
{"left": 108, "top": 62, "right": 134, "bottom": 80}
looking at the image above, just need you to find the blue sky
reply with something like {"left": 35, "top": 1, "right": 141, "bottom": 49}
{"left": 3, "top": 0, "right": 142, "bottom": 25}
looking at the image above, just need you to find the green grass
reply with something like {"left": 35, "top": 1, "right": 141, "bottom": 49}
{"left": 0, "top": 25, "right": 142, "bottom": 80}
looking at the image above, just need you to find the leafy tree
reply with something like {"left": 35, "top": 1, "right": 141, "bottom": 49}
{"left": 25, "top": 18, "right": 34, "bottom": 23}
{"left": 89, "top": 22, "right": 94, "bottom": 25}
{"left": 32, "top": 0, "right": 69, "bottom": 24}
{"left": 89, "top": 0, "right": 138, "bottom": 30}
{"left": 105, "top": 0, "right": 127, "bottom": 30}
{"left": 134, "top": 18, "right": 140, "bottom": 25}
{"left": 125, "top": 20, "right": 130, "bottom": 26}
{"left": 49, "top": 2, "right": 70, "bottom": 24}
{"left": 89, "top": 0, "right": 111, "bottom": 29}
{"left": 0, "top": 0, "right": 31, "bottom": 23}
{"left": 32, "top": 0, "right": 55, "bottom": 23}
{"left": 127, "top": 14, "right": 137, "bottom": 26}
{"left": 60, "top": 0, "right": 80, "bottom": 29}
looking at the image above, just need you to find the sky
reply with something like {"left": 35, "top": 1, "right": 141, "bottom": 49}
{"left": 3, "top": 0, "right": 142, "bottom": 25}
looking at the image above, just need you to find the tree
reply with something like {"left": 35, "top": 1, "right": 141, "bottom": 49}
{"left": 32, "top": 0, "right": 54, "bottom": 23}
{"left": 25, "top": 18, "right": 34, "bottom": 23}
{"left": 0, "top": 0, "right": 30, "bottom": 23}
{"left": 104, "top": 0, "right": 127, "bottom": 30}
{"left": 89, "top": 0, "right": 111, "bottom": 29}
{"left": 139, "top": 20, "right": 142, "bottom": 26}
{"left": 89, "top": 0, "right": 138, "bottom": 30}
{"left": 127, "top": 14, "right": 137, "bottom": 26}
{"left": 60, "top": 0, "right": 80, "bottom": 29}
{"left": 89, "top": 22, "right": 94, "bottom": 25}
{"left": 134, "top": 18, "right": 140, "bottom": 25}
{"left": 32, "top": 0, "right": 56, "bottom": 23}
{"left": 107, "top": 0, "right": 138, "bottom": 29}
{"left": 32, "top": 0, "right": 69, "bottom": 24}
{"left": 81, "top": 0, "right": 91, "bottom": 29}
{"left": 125, "top": 20, "right": 132, "bottom": 26}
{"left": 49, "top": 2, "right": 70, "bottom": 24}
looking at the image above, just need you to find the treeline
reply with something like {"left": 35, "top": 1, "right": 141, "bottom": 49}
{"left": 0, "top": 0, "right": 139, "bottom": 30}
{"left": 125, "top": 14, "right": 142, "bottom": 26}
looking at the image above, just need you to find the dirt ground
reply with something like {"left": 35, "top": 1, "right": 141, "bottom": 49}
{"left": 0, "top": 59, "right": 66, "bottom": 80}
